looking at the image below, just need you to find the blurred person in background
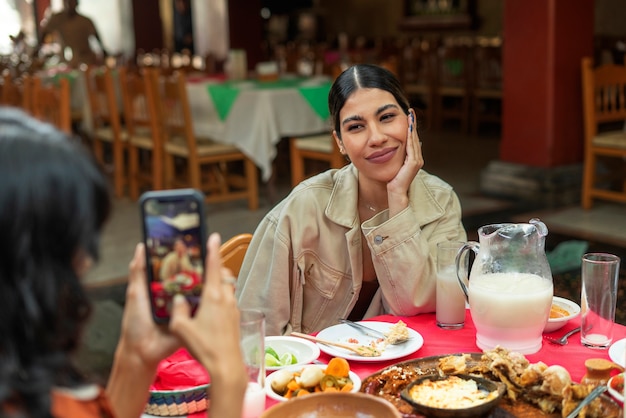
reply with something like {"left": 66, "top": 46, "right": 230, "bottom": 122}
{"left": 32, "top": 0, "right": 107, "bottom": 67}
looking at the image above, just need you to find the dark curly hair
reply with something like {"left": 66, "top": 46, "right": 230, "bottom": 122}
{"left": 328, "top": 64, "right": 412, "bottom": 140}
{"left": 0, "top": 108, "right": 112, "bottom": 417}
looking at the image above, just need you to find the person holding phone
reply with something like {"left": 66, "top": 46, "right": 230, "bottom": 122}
{"left": 236, "top": 64, "right": 467, "bottom": 335}
{"left": 0, "top": 108, "right": 247, "bottom": 418}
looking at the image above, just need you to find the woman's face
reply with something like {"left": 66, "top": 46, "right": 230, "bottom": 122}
{"left": 333, "top": 88, "right": 409, "bottom": 183}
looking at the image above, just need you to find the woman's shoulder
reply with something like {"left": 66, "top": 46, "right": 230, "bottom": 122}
{"left": 52, "top": 385, "right": 116, "bottom": 418}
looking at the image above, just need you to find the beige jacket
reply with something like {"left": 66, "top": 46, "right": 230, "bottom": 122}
{"left": 235, "top": 164, "right": 466, "bottom": 335}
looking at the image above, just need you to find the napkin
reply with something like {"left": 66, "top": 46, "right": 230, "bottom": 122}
{"left": 150, "top": 348, "right": 210, "bottom": 391}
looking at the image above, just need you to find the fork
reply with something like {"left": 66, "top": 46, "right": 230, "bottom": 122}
{"left": 338, "top": 319, "right": 410, "bottom": 345}
{"left": 544, "top": 326, "right": 582, "bottom": 346}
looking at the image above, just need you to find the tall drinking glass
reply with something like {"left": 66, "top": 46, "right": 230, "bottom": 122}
{"left": 581, "top": 253, "right": 620, "bottom": 349}
{"left": 436, "top": 241, "right": 467, "bottom": 329}
{"left": 240, "top": 309, "right": 266, "bottom": 418}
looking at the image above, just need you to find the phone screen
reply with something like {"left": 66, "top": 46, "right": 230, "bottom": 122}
{"left": 139, "top": 190, "right": 206, "bottom": 323}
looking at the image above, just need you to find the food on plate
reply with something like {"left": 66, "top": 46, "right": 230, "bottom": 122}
{"left": 609, "top": 373, "right": 624, "bottom": 394}
{"left": 550, "top": 303, "right": 570, "bottom": 318}
{"left": 562, "top": 383, "right": 617, "bottom": 417}
{"left": 406, "top": 375, "right": 499, "bottom": 409}
{"left": 270, "top": 357, "right": 354, "bottom": 398}
{"left": 361, "top": 347, "right": 620, "bottom": 418}
{"left": 384, "top": 320, "right": 410, "bottom": 345}
{"left": 265, "top": 346, "right": 298, "bottom": 367}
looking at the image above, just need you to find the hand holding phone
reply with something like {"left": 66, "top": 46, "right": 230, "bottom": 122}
{"left": 139, "top": 189, "right": 207, "bottom": 323}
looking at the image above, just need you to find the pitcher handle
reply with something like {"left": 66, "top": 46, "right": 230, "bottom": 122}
{"left": 456, "top": 241, "right": 479, "bottom": 303}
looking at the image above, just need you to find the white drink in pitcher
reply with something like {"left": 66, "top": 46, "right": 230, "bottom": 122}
{"left": 469, "top": 272, "right": 553, "bottom": 354}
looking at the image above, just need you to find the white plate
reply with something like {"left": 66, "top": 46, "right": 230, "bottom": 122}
{"left": 265, "top": 363, "right": 361, "bottom": 402}
{"left": 607, "top": 373, "right": 624, "bottom": 403}
{"left": 609, "top": 338, "right": 626, "bottom": 368}
{"left": 265, "top": 336, "right": 321, "bottom": 371}
{"left": 314, "top": 321, "right": 424, "bottom": 362}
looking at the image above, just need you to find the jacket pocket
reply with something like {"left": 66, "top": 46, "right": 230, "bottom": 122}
{"left": 296, "top": 253, "right": 349, "bottom": 332}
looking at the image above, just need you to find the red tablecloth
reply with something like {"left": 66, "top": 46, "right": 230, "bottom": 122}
{"left": 263, "top": 310, "right": 626, "bottom": 411}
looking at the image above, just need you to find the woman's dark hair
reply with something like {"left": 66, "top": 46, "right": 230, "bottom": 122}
{"left": 328, "top": 64, "right": 411, "bottom": 139}
{"left": 0, "top": 108, "right": 112, "bottom": 417}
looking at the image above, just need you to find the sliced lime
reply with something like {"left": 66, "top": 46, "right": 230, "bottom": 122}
{"left": 265, "top": 346, "right": 280, "bottom": 360}
{"left": 265, "top": 352, "right": 281, "bottom": 367}
{"left": 280, "top": 352, "right": 298, "bottom": 365}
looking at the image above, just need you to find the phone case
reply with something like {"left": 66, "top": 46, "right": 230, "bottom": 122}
{"left": 139, "top": 189, "right": 207, "bottom": 323}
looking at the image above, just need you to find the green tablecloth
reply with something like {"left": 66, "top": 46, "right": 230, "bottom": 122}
{"left": 206, "top": 77, "right": 331, "bottom": 121}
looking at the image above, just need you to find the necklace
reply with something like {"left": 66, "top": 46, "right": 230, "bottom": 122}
{"left": 365, "top": 204, "right": 377, "bottom": 212}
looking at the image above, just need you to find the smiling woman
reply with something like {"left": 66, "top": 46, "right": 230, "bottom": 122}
{"left": 235, "top": 64, "right": 467, "bottom": 336}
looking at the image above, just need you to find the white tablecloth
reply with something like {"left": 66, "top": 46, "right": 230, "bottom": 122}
{"left": 186, "top": 77, "right": 331, "bottom": 182}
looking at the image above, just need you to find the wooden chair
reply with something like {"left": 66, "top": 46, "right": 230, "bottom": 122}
{"left": 1, "top": 72, "right": 24, "bottom": 108}
{"left": 155, "top": 71, "right": 259, "bottom": 210}
{"left": 119, "top": 66, "right": 164, "bottom": 199}
{"left": 433, "top": 37, "right": 472, "bottom": 133}
{"left": 219, "top": 233, "right": 253, "bottom": 277}
{"left": 85, "top": 66, "right": 128, "bottom": 197}
{"left": 289, "top": 133, "right": 347, "bottom": 187}
{"left": 580, "top": 56, "right": 626, "bottom": 209}
{"left": 31, "top": 75, "right": 72, "bottom": 134}
{"left": 469, "top": 37, "right": 503, "bottom": 135}
{"left": 401, "top": 37, "right": 437, "bottom": 128}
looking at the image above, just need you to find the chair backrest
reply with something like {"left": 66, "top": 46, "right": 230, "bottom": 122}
{"left": 401, "top": 37, "right": 436, "bottom": 88}
{"left": 472, "top": 38, "right": 503, "bottom": 91}
{"left": 437, "top": 37, "right": 472, "bottom": 89}
{"left": 31, "top": 75, "right": 72, "bottom": 133}
{"left": 219, "top": 233, "right": 253, "bottom": 277}
{"left": 581, "top": 57, "right": 626, "bottom": 138}
{"left": 1, "top": 72, "right": 24, "bottom": 108}
{"left": 85, "top": 66, "right": 113, "bottom": 130}
{"left": 119, "top": 66, "right": 161, "bottom": 138}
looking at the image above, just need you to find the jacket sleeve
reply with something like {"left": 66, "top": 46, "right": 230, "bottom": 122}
{"left": 362, "top": 187, "right": 466, "bottom": 316}
{"left": 234, "top": 214, "right": 295, "bottom": 336}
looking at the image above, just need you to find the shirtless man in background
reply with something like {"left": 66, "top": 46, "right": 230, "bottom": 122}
{"left": 33, "top": 0, "right": 107, "bottom": 67}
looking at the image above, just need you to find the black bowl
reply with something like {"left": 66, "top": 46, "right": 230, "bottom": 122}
{"left": 400, "top": 373, "right": 505, "bottom": 418}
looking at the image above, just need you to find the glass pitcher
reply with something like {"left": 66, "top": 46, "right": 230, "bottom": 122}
{"left": 456, "top": 218, "right": 553, "bottom": 354}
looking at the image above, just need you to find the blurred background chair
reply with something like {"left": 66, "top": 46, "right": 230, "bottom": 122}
{"left": 470, "top": 37, "right": 503, "bottom": 135}
{"left": 434, "top": 36, "right": 472, "bottom": 133}
{"left": 401, "top": 37, "right": 437, "bottom": 129}
{"left": 580, "top": 56, "right": 626, "bottom": 209}
{"left": 119, "top": 66, "right": 164, "bottom": 199}
{"left": 219, "top": 233, "right": 253, "bottom": 277}
{"left": 31, "top": 75, "right": 71, "bottom": 134}
{"left": 156, "top": 71, "right": 259, "bottom": 210}
{"left": 85, "top": 66, "right": 128, "bottom": 197}
{"left": 289, "top": 133, "right": 347, "bottom": 187}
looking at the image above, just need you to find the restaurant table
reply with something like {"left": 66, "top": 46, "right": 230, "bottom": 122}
{"left": 143, "top": 310, "right": 626, "bottom": 417}
{"left": 185, "top": 75, "right": 332, "bottom": 182}
{"left": 263, "top": 310, "right": 626, "bottom": 411}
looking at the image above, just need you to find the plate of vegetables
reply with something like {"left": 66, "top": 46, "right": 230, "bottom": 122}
{"left": 266, "top": 357, "right": 361, "bottom": 402}
{"left": 608, "top": 373, "right": 624, "bottom": 403}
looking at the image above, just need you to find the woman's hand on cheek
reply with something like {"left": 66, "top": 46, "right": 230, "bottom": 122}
{"left": 387, "top": 109, "right": 423, "bottom": 214}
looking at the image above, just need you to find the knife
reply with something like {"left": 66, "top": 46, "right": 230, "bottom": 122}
{"left": 565, "top": 385, "right": 607, "bottom": 418}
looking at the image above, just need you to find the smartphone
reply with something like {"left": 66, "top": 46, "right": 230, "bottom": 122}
{"left": 139, "top": 189, "right": 207, "bottom": 323}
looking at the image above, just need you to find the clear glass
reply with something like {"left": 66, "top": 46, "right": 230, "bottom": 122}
{"left": 240, "top": 309, "right": 266, "bottom": 418}
{"left": 436, "top": 241, "right": 466, "bottom": 329}
{"left": 581, "top": 253, "right": 620, "bottom": 349}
